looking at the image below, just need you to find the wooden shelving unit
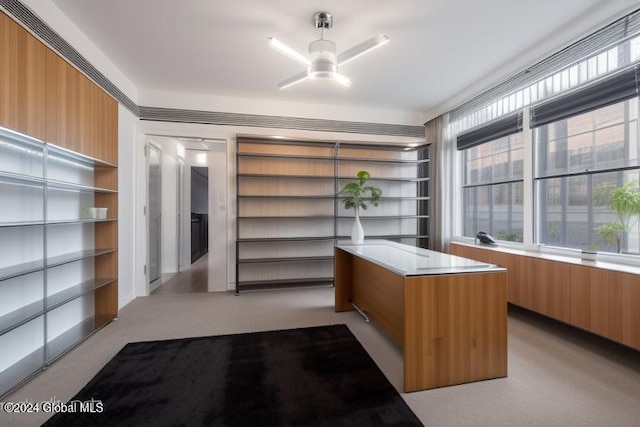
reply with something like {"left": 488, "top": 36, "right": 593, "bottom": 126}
{"left": 235, "top": 136, "right": 431, "bottom": 293}
{"left": 0, "top": 8, "right": 118, "bottom": 399}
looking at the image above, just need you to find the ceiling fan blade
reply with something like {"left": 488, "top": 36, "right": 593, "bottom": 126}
{"left": 333, "top": 73, "right": 352, "bottom": 87}
{"left": 337, "top": 34, "right": 390, "bottom": 66}
{"left": 277, "top": 71, "right": 309, "bottom": 89}
{"left": 267, "top": 37, "right": 311, "bottom": 66}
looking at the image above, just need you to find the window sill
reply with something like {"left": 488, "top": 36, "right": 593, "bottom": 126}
{"left": 450, "top": 237, "right": 640, "bottom": 276}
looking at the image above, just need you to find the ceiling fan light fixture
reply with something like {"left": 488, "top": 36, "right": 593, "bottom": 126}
{"left": 332, "top": 73, "right": 352, "bottom": 87}
{"left": 269, "top": 11, "right": 389, "bottom": 89}
{"left": 337, "top": 34, "right": 390, "bottom": 66}
{"left": 267, "top": 37, "right": 311, "bottom": 66}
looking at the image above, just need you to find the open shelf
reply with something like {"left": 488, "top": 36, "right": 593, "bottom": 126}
{"left": 235, "top": 136, "right": 431, "bottom": 294}
{"left": 0, "top": 123, "right": 119, "bottom": 399}
{"left": 46, "top": 278, "right": 116, "bottom": 311}
{"left": 0, "top": 299, "right": 44, "bottom": 336}
{"left": 337, "top": 156, "right": 430, "bottom": 164}
{"left": 237, "top": 277, "right": 335, "bottom": 291}
{"left": 238, "top": 256, "right": 334, "bottom": 264}
{"left": 0, "top": 259, "right": 45, "bottom": 282}
{"left": 46, "top": 249, "right": 117, "bottom": 269}
{"left": 46, "top": 316, "right": 95, "bottom": 363}
{"left": 0, "top": 345, "right": 44, "bottom": 398}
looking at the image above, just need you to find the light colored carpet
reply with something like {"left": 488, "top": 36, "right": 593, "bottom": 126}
{"left": 2, "top": 287, "right": 640, "bottom": 426}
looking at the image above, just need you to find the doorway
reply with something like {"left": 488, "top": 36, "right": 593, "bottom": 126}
{"left": 145, "top": 136, "right": 228, "bottom": 295}
{"left": 190, "top": 166, "right": 209, "bottom": 264}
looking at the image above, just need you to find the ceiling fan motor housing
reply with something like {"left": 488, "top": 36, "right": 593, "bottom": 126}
{"left": 314, "top": 12, "right": 333, "bottom": 29}
{"left": 308, "top": 39, "right": 338, "bottom": 78}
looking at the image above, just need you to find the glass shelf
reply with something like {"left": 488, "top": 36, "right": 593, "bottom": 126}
{"left": 46, "top": 316, "right": 95, "bottom": 363}
{"left": 238, "top": 256, "right": 334, "bottom": 264}
{"left": 0, "top": 259, "right": 45, "bottom": 282}
{"left": 238, "top": 173, "right": 335, "bottom": 180}
{"left": 46, "top": 278, "right": 116, "bottom": 311}
{"left": 0, "top": 299, "right": 44, "bottom": 336}
{"left": 46, "top": 218, "right": 117, "bottom": 226}
{"left": 337, "top": 215, "right": 430, "bottom": 220}
{"left": 337, "top": 156, "right": 430, "bottom": 164}
{"left": 46, "top": 249, "right": 117, "bottom": 269}
{"left": 46, "top": 179, "right": 118, "bottom": 193}
{"left": 0, "top": 342, "right": 44, "bottom": 397}
{"left": 238, "top": 215, "right": 335, "bottom": 220}
{"left": 47, "top": 144, "right": 117, "bottom": 169}
{"left": 337, "top": 176, "right": 430, "bottom": 182}
{"left": 0, "top": 220, "right": 46, "bottom": 228}
{"left": 238, "top": 236, "right": 336, "bottom": 243}
{"left": 237, "top": 195, "right": 335, "bottom": 199}
{"left": 0, "top": 171, "right": 45, "bottom": 186}
{"left": 237, "top": 277, "right": 334, "bottom": 289}
{"left": 237, "top": 152, "right": 334, "bottom": 161}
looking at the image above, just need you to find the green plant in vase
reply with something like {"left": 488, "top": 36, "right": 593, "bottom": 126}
{"left": 339, "top": 170, "right": 382, "bottom": 244}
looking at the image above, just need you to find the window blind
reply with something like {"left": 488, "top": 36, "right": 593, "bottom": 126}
{"left": 450, "top": 8, "right": 640, "bottom": 122}
{"left": 456, "top": 112, "right": 523, "bottom": 150}
{"left": 530, "top": 65, "right": 639, "bottom": 128}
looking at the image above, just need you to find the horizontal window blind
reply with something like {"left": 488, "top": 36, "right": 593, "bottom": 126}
{"left": 456, "top": 112, "right": 523, "bottom": 150}
{"left": 450, "top": 8, "right": 640, "bottom": 123}
{"left": 530, "top": 65, "right": 639, "bottom": 128}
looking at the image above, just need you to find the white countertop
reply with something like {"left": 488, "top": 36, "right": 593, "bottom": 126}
{"left": 336, "top": 240, "right": 505, "bottom": 277}
{"left": 450, "top": 240, "right": 640, "bottom": 276}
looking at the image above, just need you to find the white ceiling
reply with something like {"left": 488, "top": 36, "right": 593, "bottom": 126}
{"left": 50, "top": 0, "right": 638, "bottom": 121}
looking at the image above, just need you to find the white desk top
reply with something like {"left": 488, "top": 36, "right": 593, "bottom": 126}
{"left": 336, "top": 240, "right": 505, "bottom": 277}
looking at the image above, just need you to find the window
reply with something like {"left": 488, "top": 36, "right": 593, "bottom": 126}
{"left": 534, "top": 98, "right": 640, "bottom": 253}
{"left": 458, "top": 113, "right": 524, "bottom": 242}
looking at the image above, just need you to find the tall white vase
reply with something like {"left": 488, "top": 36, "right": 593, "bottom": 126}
{"left": 351, "top": 209, "right": 364, "bottom": 244}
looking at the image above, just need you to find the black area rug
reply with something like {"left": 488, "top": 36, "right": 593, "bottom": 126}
{"left": 43, "top": 324, "right": 423, "bottom": 427}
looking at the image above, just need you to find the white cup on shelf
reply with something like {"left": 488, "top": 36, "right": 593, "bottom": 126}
{"left": 97, "top": 207, "right": 108, "bottom": 220}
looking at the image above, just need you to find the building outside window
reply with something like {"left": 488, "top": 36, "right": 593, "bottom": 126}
{"left": 534, "top": 98, "right": 640, "bottom": 253}
{"left": 462, "top": 133, "right": 524, "bottom": 242}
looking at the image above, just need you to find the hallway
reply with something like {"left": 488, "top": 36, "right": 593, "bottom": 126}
{"left": 151, "top": 254, "right": 209, "bottom": 294}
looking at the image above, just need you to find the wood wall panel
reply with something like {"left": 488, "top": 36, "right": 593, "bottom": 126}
{"left": 45, "top": 49, "right": 118, "bottom": 163}
{"left": 0, "top": 12, "right": 47, "bottom": 139}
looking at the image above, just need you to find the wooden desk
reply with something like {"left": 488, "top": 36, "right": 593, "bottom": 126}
{"left": 335, "top": 240, "right": 508, "bottom": 392}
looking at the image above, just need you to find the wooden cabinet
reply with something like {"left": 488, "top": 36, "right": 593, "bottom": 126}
{"left": 0, "top": 12, "right": 47, "bottom": 140}
{"left": 621, "top": 275, "right": 640, "bottom": 349}
{"left": 449, "top": 242, "right": 638, "bottom": 350}
{"left": 530, "top": 258, "right": 571, "bottom": 323}
{"left": 570, "top": 265, "right": 623, "bottom": 343}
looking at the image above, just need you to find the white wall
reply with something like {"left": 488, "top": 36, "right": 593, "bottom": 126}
{"left": 117, "top": 105, "right": 137, "bottom": 308}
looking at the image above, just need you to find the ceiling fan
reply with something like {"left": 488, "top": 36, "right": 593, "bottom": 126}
{"left": 267, "top": 11, "right": 390, "bottom": 89}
